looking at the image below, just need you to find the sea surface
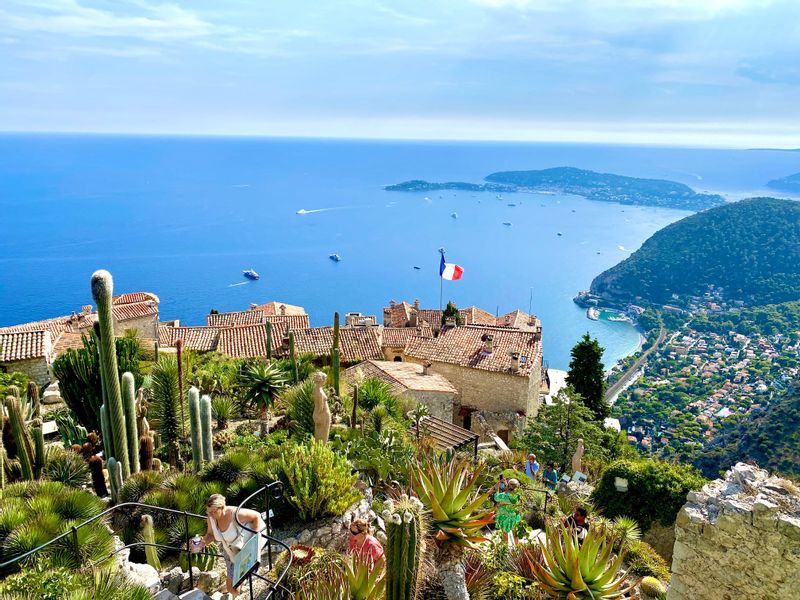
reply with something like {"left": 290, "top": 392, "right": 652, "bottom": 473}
{"left": 1, "top": 135, "right": 798, "bottom": 369}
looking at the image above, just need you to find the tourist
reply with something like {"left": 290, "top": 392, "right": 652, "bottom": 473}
{"left": 493, "top": 473, "right": 507, "bottom": 504}
{"left": 197, "top": 494, "right": 266, "bottom": 597}
{"left": 563, "top": 506, "right": 590, "bottom": 543}
{"left": 542, "top": 463, "right": 559, "bottom": 491}
{"left": 348, "top": 518, "right": 384, "bottom": 569}
{"left": 493, "top": 477, "right": 522, "bottom": 546}
{"left": 524, "top": 453, "right": 540, "bottom": 482}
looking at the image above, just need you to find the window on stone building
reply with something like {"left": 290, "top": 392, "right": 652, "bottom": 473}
{"left": 393, "top": 355, "right": 402, "bottom": 362}
{"left": 497, "top": 429, "right": 510, "bottom": 444}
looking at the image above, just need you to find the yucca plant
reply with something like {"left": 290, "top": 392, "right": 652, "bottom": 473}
{"left": 529, "top": 523, "right": 639, "bottom": 599}
{"left": 611, "top": 516, "right": 641, "bottom": 551}
{"left": 210, "top": 396, "right": 236, "bottom": 430}
{"left": 42, "top": 447, "right": 90, "bottom": 488}
{"left": 412, "top": 455, "right": 495, "bottom": 600}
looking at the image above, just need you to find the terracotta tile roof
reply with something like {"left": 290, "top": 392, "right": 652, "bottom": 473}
{"left": 346, "top": 360, "right": 457, "bottom": 394}
{"left": 113, "top": 292, "right": 160, "bottom": 305}
{"left": 496, "top": 310, "right": 539, "bottom": 330}
{"left": 207, "top": 310, "right": 265, "bottom": 327}
{"left": 381, "top": 326, "right": 433, "bottom": 348}
{"left": 53, "top": 331, "right": 87, "bottom": 355}
{"left": 111, "top": 301, "right": 159, "bottom": 322}
{"left": 409, "top": 415, "right": 478, "bottom": 453}
{"left": 0, "top": 330, "right": 52, "bottom": 362}
{"left": 264, "top": 314, "right": 310, "bottom": 329}
{"left": 0, "top": 318, "right": 68, "bottom": 338}
{"left": 252, "top": 301, "right": 306, "bottom": 316}
{"left": 384, "top": 302, "right": 415, "bottom": 327}
{"left": 403, "top": 325, "right": 541, "bottom": 377}
{"left": 416, "top": 306, "right": 497, "bottom": 329}
{"left": 217, "top": 322, "right": 289, "bottom": 359}
{"left": 286, "top": 327, "right": 383, "bottom": 362}
{"left": 159, "top": 326, "right": 222, "bottom": 352}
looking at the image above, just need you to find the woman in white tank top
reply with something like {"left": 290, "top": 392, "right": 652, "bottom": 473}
{"left": 196, "top": 494, "right": 266, "bottom": 597}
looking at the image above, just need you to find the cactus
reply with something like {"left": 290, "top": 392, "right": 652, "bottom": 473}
{"left": 383, "top": 495, "right": 426, "bottom": 600}
{"left": 91, "top": 270, "right": 130, "bottom": 478}
{"left": 640, "top": 576, "right": 666, "bottom": 598}
{"left": 122, "top": 372, "right": 140, "bottom": 473}
{"left": 332, "top": 312, "right": 340, "bottom": 393}
{"left": 154, "top": 341, "right": 159, "bottom": 361}
{"left": 179, "top": 543, "right": 217, "bottom": 572}
{"left": 188, "top": 387, "right": 202, "bottom": 472}
{"left": 175, "top": 339, "right": 186, "bottom": 440}
{"left": 141, "top": 514, "right": 161, "bottom": 571}
{"left": 152, "top": 457, "right": 162, "bottom": 472}
{"left": 88, "top": 455, "right": 108, "bottom": 496}
{"left": 4, "top": 396, "right": 34, "bottom": 480}
{"left": 139, "top": 435, "right": 154, "bottom": 471}
{"left": 351, "top": 384, "right": 358, "bottom": 429}
{"left": 199, "top": 395, "right": 214, "bottom": 462}
{"left": 288, "top": 331, "right": 299, "bottom": 383}
{"left": 27, "top": 382, "right": 40, "bottom": 419}
{"left": 265, "top": 321, "right": 272, "bottom": 360}
{"left": 100, "top": 403, "right": 114, "bottom": 460}
{"left": 107, "top": 456, "right": 123, "bottom": 503}
{"left": 0, "top": 430, "right": 5, "bottom": 489}
{"left": 7, "top": 386, "right": 20, "bottom": 401}
{"left": 31, "top": 419, "right": 45, "bottom": 479}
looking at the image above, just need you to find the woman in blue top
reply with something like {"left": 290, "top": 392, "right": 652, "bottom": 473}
{"left": 524, "top": 454, "right": 539, "bottom": 482}
{"left": 542, "top": 463, "right": 559, "bottom": 491}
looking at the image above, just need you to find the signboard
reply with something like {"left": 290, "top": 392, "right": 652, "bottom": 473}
{"left": 232, "top": 532, "right": 261, "bottom": 588}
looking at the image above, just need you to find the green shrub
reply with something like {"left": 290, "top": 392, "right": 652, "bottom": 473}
{"left": 0, "top": 562, "right": 83, "bottom": 600}
{"left": 591, "top": 458, "right": 706, "bottom": 530}
{"left": 278, "top": 439, "right": 361, "bottom": 521}
{"left": 279, "top": 378, "right": 315, "bottom": 436}
{"left": 625, "top": 540, "right": 670, "bottom": 581}
{"left": 42, "top": 448, "right": 90, "bottom": 487}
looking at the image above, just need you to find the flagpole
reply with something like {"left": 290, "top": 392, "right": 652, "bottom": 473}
{"left": 438, "top": 247, "right": 445, "bottom": 311}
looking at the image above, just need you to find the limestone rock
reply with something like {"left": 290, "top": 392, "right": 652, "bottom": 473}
{"left": 196, "top": 569, "right": 223, "bottom": 594}
{"left": 153, "top": 590, "right": 180, "bottom": 600}
{"left": 124, "top": 561, "right": 161, "bottom": 593}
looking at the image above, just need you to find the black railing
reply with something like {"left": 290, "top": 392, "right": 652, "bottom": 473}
{"left": 0, "top": 482, "right": 293, "bottom": 599}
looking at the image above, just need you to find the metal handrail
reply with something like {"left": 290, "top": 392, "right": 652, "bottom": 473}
{"left": 0, "top": 492, "right": 294, "bottom": 599}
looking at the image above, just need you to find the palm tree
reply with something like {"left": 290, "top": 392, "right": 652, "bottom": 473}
{"left": 239, "top": 362, "right": 288, "bottom": 422}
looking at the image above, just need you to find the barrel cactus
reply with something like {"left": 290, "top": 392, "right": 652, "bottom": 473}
{"left": 640, "top": 576, "right": 666, "bottom": 599}
{"left": 91, "top": 270, "right": 130, "bottom": 478}
{"left": 383, "top": 494, "right": 426, "bottom": 600}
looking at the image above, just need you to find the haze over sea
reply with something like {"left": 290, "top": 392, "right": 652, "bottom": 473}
{"left": 2, "top": 134, "right": 798, "bottom": 369}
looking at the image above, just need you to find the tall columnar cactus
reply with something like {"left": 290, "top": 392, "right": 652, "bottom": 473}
{"left": 139, "top": 435, "right": 154, "bottom": 471}
{"left": 382, "top": 495, "right": 426, "bottom": 600}
{"left": 332, "top": 312, "right": 341, "bottom": 394}
{"left": 175, "top": 339, "right": 186, "bottom": 440}
{"left": 188, "top": 387, "right": 202, "bottom": 472}
{"left": 4, "top": 396, "right": 34, "bottom": 480}
{"left": 27, "top": 382, "right": 40, "bottom": 419}
{"left": 0, "top": 427, "right": 5, "bottom": 489}
{"left": 141, "top": 514, "right": 161, "bottom": 571}
{"left": 91, "top": 270, "right": 130, "bottom": 478}
{"left": 31, "top": 419, "right": 45, "bottom": 479}
{"left": 121, "top": 372, "right": 140, "bottom": 473}
{"left": 100, "top": 403, "right": 114, "bottom": 460}
{"left": 199, "top": 394, "right": 214, "bottom": 462}
{"left": 88, "top": 455, "right": 108, "bottom": 496}
{"left": 265, "top": 322, "right": 272, "bottom": 360}
{"left": 107, "top": 456, "right": 123, "bottom": 504}
{"left": 289, "top": 331, "right": 299, "bottom": 383}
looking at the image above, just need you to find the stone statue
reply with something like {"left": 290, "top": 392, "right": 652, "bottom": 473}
{"left": 312, "top": 371, "right": 332, "bottom": 443}
{"left": 572, "top": 438, "right": 584, "bottom": 474}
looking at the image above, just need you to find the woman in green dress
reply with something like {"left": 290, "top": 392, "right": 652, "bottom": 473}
{"left": 493, "top": 477, "right": 522, "bottom": 545}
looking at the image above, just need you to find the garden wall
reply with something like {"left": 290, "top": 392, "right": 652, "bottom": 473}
{"left": 668, "top": 463, "right": 800, "bottom": 600}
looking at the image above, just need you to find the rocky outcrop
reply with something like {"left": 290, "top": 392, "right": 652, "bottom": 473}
{"left": 668, "top": 462, "right": 800, "bottom": 600}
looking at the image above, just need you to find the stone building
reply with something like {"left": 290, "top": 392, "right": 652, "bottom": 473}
{"left": 380, "top": 326, "right": 433, "bottom": 361}
{"left": 344, "top": 359, "right": 458, "bottom": 422}
{"left": 669, "top": 463, "right": 800, "bottom": 600}
{"left": 382, "top": 299, "right": 541, "bottom": 334}
{"left": 402, "top": 324, "right": 543, "bottom": 442}
{"left": 0, "top": 330, "right": 55, "bottom": 386}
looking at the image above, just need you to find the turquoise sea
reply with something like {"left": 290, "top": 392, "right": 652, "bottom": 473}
{"left": 1, "top": 135, "right": 797, "bottom": 369}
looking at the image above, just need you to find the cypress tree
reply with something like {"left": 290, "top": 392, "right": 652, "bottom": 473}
{"left": 566, "top": 333, "right": 609, "bottom": 421}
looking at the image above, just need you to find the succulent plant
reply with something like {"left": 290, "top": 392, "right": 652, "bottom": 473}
{"left": 139, "top": 434, "right": 154, "bottom": 471}
{"left": 31, "top": 418, "right": 45, "bottom": 479}
{"left": 529, "top": 523, "right": 639, "bottom": 600}
{"left": 612, "top": 516, "right": 642, "bottom": 550}
{"left": 412, "top": 456, "right": 495, "bottom": 548}
{"left": 383, "top": 495, "right": 426, "bottom": 600}
{"left": 4, "top": 396, "right": 34, "bottom": 480}
{"left": 200, "top": 394, "right": 214, "bottom": 462}
{"left": 291, "top": 544, "right": 317, "bottom": 566}
{"left": 640, "top": 576, "right": 666, "bottom": 599}
{"left": 121, "top": 372, "right": 140, "bottom": 473}
{"left": 298, "top": 553, "right": 385, "bottom": 600}
{"left": 141, "top": 513, "right": 161, "bottom": 571}
{"left": 188, "top": 387, "right": 202, "bottom": 472}
{"left": 88, "top": 454, "right": 108, "bottom": 497}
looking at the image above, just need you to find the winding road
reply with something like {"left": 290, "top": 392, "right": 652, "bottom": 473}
{"left": 605, "top": 325, "right": 666, "bottom": 404}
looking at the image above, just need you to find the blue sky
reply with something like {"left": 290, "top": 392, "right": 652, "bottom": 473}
{"left": 1, "top": 0, "right": 799, "bottom": 146}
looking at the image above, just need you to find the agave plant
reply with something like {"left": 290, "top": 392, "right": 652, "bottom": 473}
{"left": 239, "top": 361, "right": 287, "bottom": 420}
{"left": 611, "top": 516, "right": 641, "bottom": 550}
{"left": 297, "top": 554, "right": 385, "bottom": 600}
{"left": 529, "top": 523, "right": 639, "bottom": 600}
{"left": 412, "top": 456, "right": 495, "bottom": 600}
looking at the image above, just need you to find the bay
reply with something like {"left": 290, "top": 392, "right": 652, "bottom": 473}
{"left": 1, "top": 134, "right": 796, "bottom": 369}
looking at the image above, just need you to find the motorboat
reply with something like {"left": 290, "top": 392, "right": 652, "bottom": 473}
{"left": 329, "top": 254, "right": 342, "bottom": 262}
{"left": 243, "top": 269, "right": 260, "bottom": 280}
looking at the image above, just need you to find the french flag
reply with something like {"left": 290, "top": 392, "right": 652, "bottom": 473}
{"left": 440, "top": 254, "right": 464, "bottom": 281}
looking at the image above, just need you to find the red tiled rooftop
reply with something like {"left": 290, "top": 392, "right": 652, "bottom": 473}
{"left": 288, "top": 327, "right": 383, "bottom": 362}
{"left": 159, "top": 325, "right": 222, "bottom": 352}
{"left": 264, "top": 314, "right": 310, "bottom": 329}
{"left": 403, "top": 325, "right": 541, "bottom": 377}
{"left": 217, "top": 322, "right": 289, "bottom": 358}
{"left": 0, "top": 330, "right": 52, "bottom": 362}
{"left": 207, "top": 310, "right": 265, "bottom": 327}
{"left": 252, "top": 301, "right": 306, "bottom": 316}
{"left": 113, "top": 292, "right": 160, "bottom": 305}
{"left": 53, "top": 331, "right": 87, "bottom": 355}
{"left": 381, "top": 326, "right": 433, "bottom": 348}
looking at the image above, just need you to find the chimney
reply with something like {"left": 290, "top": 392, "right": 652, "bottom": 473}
{"left": 510, "top": 351, "right": 520, "bottom": 372}
{"left": 444, "top": 316, "right": 456, "bottom": 328}
{"left": 414, "top": 298, "right": 420, "bottom": 310}
{"left": 410, "top": 309, "right": 418, "bottom": 327}
{"left": 389, "top": 300, "right": 396, "bottom": 308}
{"left": 279, "top": 304, "right": 286, "bottom": 316}
{"left": 82, "top": 305, "right": 93, "bottom": 315}
{"left": 482, "top": 333, "right": 494, "bottom": 354}
{"left": 422, "top": 362, "right": 431, "bottom": 375}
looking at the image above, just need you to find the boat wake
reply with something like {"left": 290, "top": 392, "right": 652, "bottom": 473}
{"left": 296, "top": 206, "right": 350, "bottom": 215}
{"left": 228, "top": 282, "right": 249, "bottom": 287}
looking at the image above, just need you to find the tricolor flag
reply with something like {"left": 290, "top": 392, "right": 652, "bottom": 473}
{"left": 439, "top": 254, "right": 464, "bottom": 281}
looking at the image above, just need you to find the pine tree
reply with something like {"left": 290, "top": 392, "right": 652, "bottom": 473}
{"left": 567, "top": 333, "right": 609, "bottom": 421}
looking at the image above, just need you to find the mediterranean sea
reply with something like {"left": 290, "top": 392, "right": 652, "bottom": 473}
{"left": 1, "top": 134, "right": 797, "bottom": 369}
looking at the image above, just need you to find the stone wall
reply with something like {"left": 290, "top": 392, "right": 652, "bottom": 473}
{"left": 668, "top": 463, "right": 800, "bottom": 600}
{"left": 1, "top": 357, "right": 52, "bottom": 386}
{"left": 410, "top": 389, "right": 456, "bottom": 423}
{"left": 116, "top": 314, "right": 159, "bottom": 340}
